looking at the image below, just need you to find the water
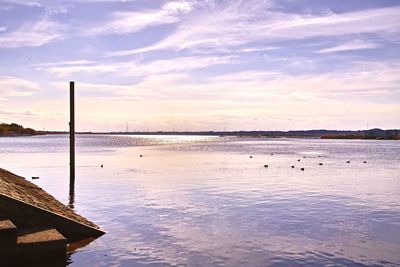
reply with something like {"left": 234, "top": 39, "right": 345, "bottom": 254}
{"left": 0, "top": 135, "right": 399, "bottom": 266}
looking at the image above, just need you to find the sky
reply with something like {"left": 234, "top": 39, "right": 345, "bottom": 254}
{"left": 0, "top": 0, "right": 399, "bottom": 132}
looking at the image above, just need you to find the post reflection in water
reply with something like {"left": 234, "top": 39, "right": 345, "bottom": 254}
{"left": 68, "top": 181, "right": 75, "bottom": 210}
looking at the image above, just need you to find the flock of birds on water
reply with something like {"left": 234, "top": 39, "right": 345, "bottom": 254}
{"left": 95, "top": 153, "right": 367, "bottom": 173}
{"left": 97, "top": 153, "right": 367, "bottom": 171}
{"left": 31, "top": 153, "right": 369, "bottom": 180}
{"left": 31, "top": 153, "right": 368, "bottom": 180}
{"left": 248, "top": 153, "right": 367, "bottom": 171}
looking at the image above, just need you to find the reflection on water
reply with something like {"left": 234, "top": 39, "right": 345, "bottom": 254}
{"left": 68, "top": 182, "right": 75, "bottom": 209}
{"left": 0, "top": 135, "right": 399, "bottom": 266}
{"left": 3, "top": 254, "right": 67, "bottom": 267}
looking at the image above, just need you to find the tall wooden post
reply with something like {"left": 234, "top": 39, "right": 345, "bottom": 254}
{"left": 69, "top": 81, "right": 75, "bottom": 188}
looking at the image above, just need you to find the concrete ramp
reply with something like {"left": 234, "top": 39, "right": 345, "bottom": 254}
{"left": 0, "top": 168, "right": 105, "bottom": 242}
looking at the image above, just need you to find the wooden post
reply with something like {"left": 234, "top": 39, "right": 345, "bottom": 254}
{"left": 69, "top": 81, "right": 75, "bottom": 189}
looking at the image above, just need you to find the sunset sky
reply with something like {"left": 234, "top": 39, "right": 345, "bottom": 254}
{"left": 0, "top": 0, "right": 399, "bottom": 132}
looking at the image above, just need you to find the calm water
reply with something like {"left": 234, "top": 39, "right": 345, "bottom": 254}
{"left": 0, "top": 135, "right": 399, "bottom": 266}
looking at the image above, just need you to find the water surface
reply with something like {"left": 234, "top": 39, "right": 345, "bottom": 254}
{"left": 0, "top": 135, "right": 399, "bottom": 266}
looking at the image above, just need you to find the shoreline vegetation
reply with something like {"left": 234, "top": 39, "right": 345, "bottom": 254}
{"left": 1, "top": 123, "right": 399, "bottom": 140}
{"left": 0, "top": 123, "right": 45, "bottom": 137}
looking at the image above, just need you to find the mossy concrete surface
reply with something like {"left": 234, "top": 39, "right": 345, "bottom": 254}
{"left": 0, "top": 168, "right": 105, "bottom": 242}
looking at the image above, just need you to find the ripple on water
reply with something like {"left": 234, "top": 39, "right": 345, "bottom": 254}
{"left": 0, "top": 135, "right": 399, "bottom": 266}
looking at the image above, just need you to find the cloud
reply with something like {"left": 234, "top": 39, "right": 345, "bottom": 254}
{"left": 48, "top": 60, "right": 400, "bottom": 104}
{"left": 0, "top": 109, "right": 35, "bottom": 117}
{"left": 39, "top": 55, "right": 235, "bottom": 77}
{"left": 1, "top": 0, "right": 42, "bottom": 7}
{"left": 69, "top": 0, "right": 139, "bottom": 2}
{"left": 50, "top": 73, "right": 190, "bottom": 101}
{"left": 240, "top": 46, "right": 278, "bottom": 53}
{"left": 34, "top": 60, "right": 96, "bottom": 67}
{"left": 12, "top": 60, "right": 400, "bottom": 131}
{"left": 46, "top": 62, "right": 400, "bottom": 131}
{"left": 84, "top": 1, "right": 194, "bottom": 36}
{"left": 200, "top": 62, "right": 400, "bottom": 102}
{"left": 163, "top": 1, "right": 193, "bottom": 13}
{"left": 0, "top": 0, "right": 71, "bottom": 14}
{"left": 0, "top": 76, "right": 41, "bottom": 99}
{"left": 318, "top": 40, "right": 380, "bottom": 53}
{"left": 109, "top": 3, "right": 400, "bottom": 56}
{"left": 0, "top": 19, "right": 65, "bottom": 48}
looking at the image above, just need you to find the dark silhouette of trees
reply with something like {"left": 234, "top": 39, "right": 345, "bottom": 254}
{"left": 0, "top": 123, "right": 41, "bottom": 137}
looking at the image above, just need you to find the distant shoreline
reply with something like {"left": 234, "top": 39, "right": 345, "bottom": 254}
{"left": 2, "top": 122, "right": 399, "bottom": 140}
{"left": 43, "top": 128, "right": 400, "bottom": 140}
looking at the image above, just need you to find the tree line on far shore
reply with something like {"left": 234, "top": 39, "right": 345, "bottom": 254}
{"left": 0, "top": 123, "right": 43, "bottom": 137}
{"left": 320, "top": 129, "right": 400, "bottom": 140}
{"left": 1, "top": 122, "right": 399, "bottom": 140}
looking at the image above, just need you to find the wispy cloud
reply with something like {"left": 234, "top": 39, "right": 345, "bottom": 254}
{"left": 0, "top": 76, "right": 41, "bottom": 99}
{"left": 69, "top": 0, "right": 139, "bottom": 2}
{"left": 84, "top": 1, "right": 193, "bottom": 36}
{"left": 201, "top": 62, "right": 400, "bottom": 100}
{"left": 41, "top": 61, "right": 400, "bottom": 131}
{"left": 109, "top": 3, "right": 400, "bottom": 56}
{"left": 0, "top": 19, "right": 65, "bottom": 48}
{"left": 1, "top": 0, "right": 42, "bottom": 7}
{"left": 49, "top": 61, "right": 399, "bottom": 103}
{"left": 0, "top": 109, "right": 35, "bottom": 117}
{"left": 240, "top": 46, "right": 278, "bottom": 53}
{"left": 38, "top": 55, "right": 235, "bottom": 77}
{"left": 318, "top": 40, "right": 380, "bottom": 53}
{"left": 34, "top": 60, "right": 96, "bottom": 67}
